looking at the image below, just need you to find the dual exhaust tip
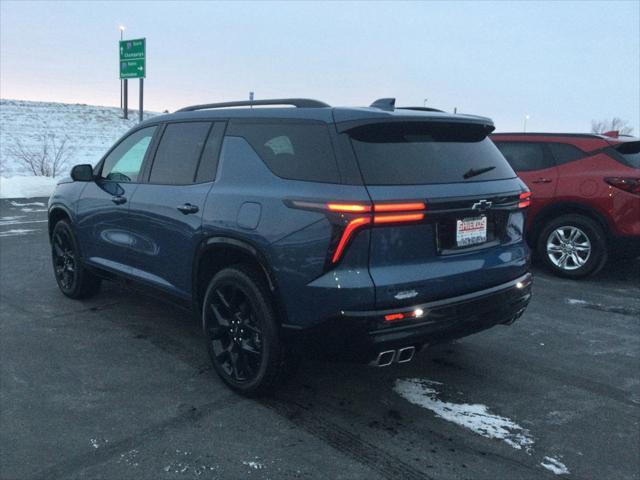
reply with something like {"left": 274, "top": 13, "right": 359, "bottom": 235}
{"left": 371, "top": 346, "right": 416, "bottom": 367}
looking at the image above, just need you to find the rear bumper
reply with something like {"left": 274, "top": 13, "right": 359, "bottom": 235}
{"left": 287, "top": 273, "right": 533, "bottom": 362}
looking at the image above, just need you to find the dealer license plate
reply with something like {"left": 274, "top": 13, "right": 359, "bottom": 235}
{"left": 456, "top": 216, "right": 487, "bottom": 247}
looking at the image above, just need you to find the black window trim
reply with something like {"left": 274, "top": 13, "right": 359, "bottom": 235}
{"left": 195, "top": 121, "right": 227, "bottom": 184}
{"left": 94, "top": 123, "right": 161, "bottom": 184}
{"left": 142, "top": 120, "right": 227, "bottom": 186}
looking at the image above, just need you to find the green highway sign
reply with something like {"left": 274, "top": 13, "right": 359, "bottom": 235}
{"left": 119, "top": 38, "right": 146, "bottom": 79}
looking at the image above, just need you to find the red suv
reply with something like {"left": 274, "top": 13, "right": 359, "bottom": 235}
{"left": 491, "top": 132, "right": 640, "bottom": 278}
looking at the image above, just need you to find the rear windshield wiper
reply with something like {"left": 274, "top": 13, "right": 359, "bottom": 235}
{"left": 464, "top": 165, "right": 496, "bottom": 179}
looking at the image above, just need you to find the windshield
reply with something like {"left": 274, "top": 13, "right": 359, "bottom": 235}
{"left": 348, "top": 122, "right": 516, "bottom": 185}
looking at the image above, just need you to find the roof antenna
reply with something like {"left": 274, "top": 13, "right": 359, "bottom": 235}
{"left": 249, "top": 91, "right": 254, "bottom": 109}
{"left": 370, "top": 98, "right": 395, "bottom": 111}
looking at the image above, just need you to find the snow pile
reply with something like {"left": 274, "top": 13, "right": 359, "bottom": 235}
{"left": 0, "top": 99, "right": 157, "bottom": 198}
{"left": 394, "top": 378, "right": 535, "bottom": 451}
{"left": 541, "top": 456, "right": 570, "bottom": 475}
{"left": 0, "top": 175, "right": 59, "bottom": 199}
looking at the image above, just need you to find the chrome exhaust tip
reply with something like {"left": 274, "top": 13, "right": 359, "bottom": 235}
{"left": 396, "top": 346, "right": 416, "bottom": 363}
{"left": 372, "top": 350, "right": 396, "bottom": 367}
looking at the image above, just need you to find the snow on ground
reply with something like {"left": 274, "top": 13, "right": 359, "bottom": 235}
{"left": 0, "top": 175, "right": 59, "bottom": 199}
{"left": 394, "top": 378, "right": 535, "bottom": 451}
{"left": 0, "top": 228, "right": 39, "bottom": 237}
{"left": 540, "top": 456, "right": 570, "bottom": 475}
{"left": 0, "top": 98, "right": 157, "bottom": 198}
{"left": 394, "top": 378, "right": 572, "bottom": 475}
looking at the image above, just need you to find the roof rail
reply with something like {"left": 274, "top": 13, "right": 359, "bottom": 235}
{"left": 176, "top": 98, "right": 330, "bottom": 112}
{"left": 397, "top": 106, "right": 445, "bottom": 113}
{"left": 370, "top": 98, "right": 396, "bottom": 111}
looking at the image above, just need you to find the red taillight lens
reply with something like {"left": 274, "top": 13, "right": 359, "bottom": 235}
{"left": 374, "top": 213, "right": 425, "bottom": 224}
{"left": 518, "top": 191, "right": 532, "bottom": 208}
{"left": 331, "top": 216, "right": 371, "bottom": 264}
{"left": 605, "top": 177, "right": 640, "bottom": 195}
{"left": 374, "top": 202, "right": 425, "bottom": 212}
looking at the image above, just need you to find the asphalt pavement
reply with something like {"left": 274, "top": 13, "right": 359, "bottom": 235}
{"left": 1, "top": 197, "right": 639, "bottom": 480}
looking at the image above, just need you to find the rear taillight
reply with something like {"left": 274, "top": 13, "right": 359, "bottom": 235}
{"left": 287, "top": 200, "right": 426, "bottom": 265}
{"left": 604, "top": 177, "right": 640, "bottom": 195}
{"left": 518, "top": 191, "right": 532, "bottom": 208}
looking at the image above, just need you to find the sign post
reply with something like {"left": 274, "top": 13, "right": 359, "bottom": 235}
{"left": 119, "top": 38, "right": 146, "bottom": 122}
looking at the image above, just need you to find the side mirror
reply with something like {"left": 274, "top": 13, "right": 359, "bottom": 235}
{"left": 70, "top": 164, "right": 94, "bottom": 182}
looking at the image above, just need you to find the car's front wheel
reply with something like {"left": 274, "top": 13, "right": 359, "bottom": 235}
{"left": 202, "top": 265, "right": 290, "bottom": 396}
{"left": 51, "top": 219, "right": 101, "bottom": 298}
{"left": 537, "top": 214, "right": 608, "bottom": 279}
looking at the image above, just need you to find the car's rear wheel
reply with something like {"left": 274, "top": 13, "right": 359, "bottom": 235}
{"left": 537, "top": 214, "right": 607, "bottom": 278}
{"left": 51, "top": 220, "right": 101, "bottom": 298}
{"left": 202, "top": 265, "right": 290, "bottom": 396}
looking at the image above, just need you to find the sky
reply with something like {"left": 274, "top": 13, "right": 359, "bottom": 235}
{"left": 1, "top": 0, "right": 638, "bottom": 133}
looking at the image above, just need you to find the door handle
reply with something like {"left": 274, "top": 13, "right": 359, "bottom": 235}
{"left": 532, "top": 178, "right": 552, "bottom": 184}
{"left": 177, "top": 203, "right": 199, "bottom": 215}
{"left": 111, "top": 195, "right": 127, "bottom": 205}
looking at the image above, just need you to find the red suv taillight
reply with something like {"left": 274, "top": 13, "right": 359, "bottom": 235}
{"left": 288, "top": 200, "right": 426, "bottom": 265}
{"left": 518, "top": 191, "right": 532, "bottom": 208}
{"left": 604, "top": 177, "right": 640, "bottom": 195}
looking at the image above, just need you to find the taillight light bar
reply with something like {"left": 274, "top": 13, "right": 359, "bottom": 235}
{"left": 518, "top": 191, "right": 532, "bottom": 208}
{"left": 327, "top": 203, "right": 371, "bottom": 213}
{"left": 331, "top": 216, "right": 371, "bottom": 263}
{"left": 374, "top": 213, "right": 425, "bottom": 224}
{"left": 288, "top": 199, "right": 426, "bottom": 264}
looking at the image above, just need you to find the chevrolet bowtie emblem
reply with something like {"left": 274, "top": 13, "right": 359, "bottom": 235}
{"left": 472, "top": 199, "right": 493, "bottom": 211}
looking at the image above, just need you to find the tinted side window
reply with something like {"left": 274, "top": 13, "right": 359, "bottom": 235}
{"left": 227, "top": 122, "right": 340, "bottom": 183}
{"left": 548, "top": 143, "right": 585, "bottom": 165}
{"left": 494, "top": 142, "right": 553, "bottom": 172}
{"left": 149, "top": 122, "right": 211, "bottom": 185}
{"left": 195, "top": 122, "right": 226, "bottom": 183}
{"left": 101, "top": 126, "right": 157, "bottom": 182}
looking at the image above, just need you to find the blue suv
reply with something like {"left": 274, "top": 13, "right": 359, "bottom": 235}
{"left": 49, "top": 98, "right": 532, "bottom": 395}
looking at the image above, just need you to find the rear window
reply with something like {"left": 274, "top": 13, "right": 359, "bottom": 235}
{"left": 348, "top": 122, "right": 515, "bottom": 185}
{"left": 548, "top": 143, "right": 585, "bottom": 165}
{"left": 609, "top": 141, "right": 640, "bottom": 169}
{"left": 495, "top": 142, "right": 554, "bottom": 171}
{"left": 227, "top": 122, "right": 340, "bottom": 183}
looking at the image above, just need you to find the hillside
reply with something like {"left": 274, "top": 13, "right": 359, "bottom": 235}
{"left": 0, "top": 99, "right": 156, "bottom": 197}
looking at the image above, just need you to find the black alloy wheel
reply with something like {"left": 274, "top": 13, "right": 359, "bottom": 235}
{"left": 205, "top": 282, "right": 264, "bottom": 382}
{"left": 202, "top": 265, "right": 291, "bottom": 396}
{"left": 50, "top": 220, "right": 101, "bottom": 299}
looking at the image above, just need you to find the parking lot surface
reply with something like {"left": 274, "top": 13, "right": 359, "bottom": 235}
{"left": 1, "top": 197, "right": 639, "bottom": 480}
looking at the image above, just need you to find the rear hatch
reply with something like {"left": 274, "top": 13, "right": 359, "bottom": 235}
{"left": 343, "top": 120, "right": 530, "bottom": 309}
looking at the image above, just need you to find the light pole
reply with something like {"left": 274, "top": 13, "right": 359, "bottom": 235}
{"left": 523, "top": 114, "right": 530, "bottom": 132}
{"left": 119, "top": 26, "right": 125, "bottom": 109}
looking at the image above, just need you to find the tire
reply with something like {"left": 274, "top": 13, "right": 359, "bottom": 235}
{"left": 202, "top": 264, "right": 291, "bottom": 396}
{"left": 51, "top": 220, "right": 101, "bottom": 299}
{"left": 536, "top": 214, "right": 608, "bottom": 279}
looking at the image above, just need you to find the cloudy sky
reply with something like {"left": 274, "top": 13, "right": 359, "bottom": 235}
{"left": 1, "top": 1, "right": 638, "bottom": 133}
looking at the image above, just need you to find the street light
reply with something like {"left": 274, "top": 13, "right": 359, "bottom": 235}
{"left": 524, "top": 114, "right": 530, "bottom": 132}
{"left": 119, "top": 26, "right": 125, "bottom": 109}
